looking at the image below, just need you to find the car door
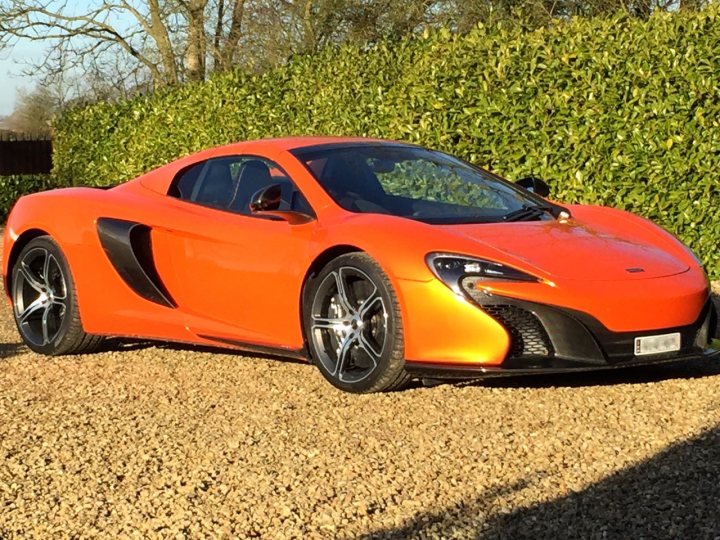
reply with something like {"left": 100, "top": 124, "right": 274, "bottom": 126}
{"left": 150, "top": 154, "right": 316, "bottom": 350}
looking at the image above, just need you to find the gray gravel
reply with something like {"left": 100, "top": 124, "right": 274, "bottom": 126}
{"left": 1, "top": 238, "right": 720, "bottom": 539}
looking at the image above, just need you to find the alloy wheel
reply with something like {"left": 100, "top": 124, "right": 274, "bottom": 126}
{"left": 13, "top": 247, "right": 68, "bottom": 347}
{"left": 309, "top": 266, "right": 388, "bottom": 384}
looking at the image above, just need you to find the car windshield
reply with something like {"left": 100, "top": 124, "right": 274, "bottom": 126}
{"left": 292, "top": 144, "right": 552, "bottom": 224}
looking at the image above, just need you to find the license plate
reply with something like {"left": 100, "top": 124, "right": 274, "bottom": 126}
{"left": 634, "top": 332, "right": 681, "bottom": 356}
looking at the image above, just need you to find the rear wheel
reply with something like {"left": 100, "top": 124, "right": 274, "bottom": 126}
{"left": 303, "top": 253, "right": 410, "bottom": 393}
{"left": 11, "top": 236, "right": 103, "bottom": 355}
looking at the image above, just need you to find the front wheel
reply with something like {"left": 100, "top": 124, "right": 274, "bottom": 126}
{"left": 303, "top": 253, "right": 410, "bottom": 393}
{"left": 11, "top": 236, "right": 103, "bottom": 355}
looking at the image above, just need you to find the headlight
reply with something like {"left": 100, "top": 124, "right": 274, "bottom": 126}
{"left": 426, "top": 253, "right": 540, "bottom": 294}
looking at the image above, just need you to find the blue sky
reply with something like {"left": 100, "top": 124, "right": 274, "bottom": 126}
{"left": 0, "top": 0, "right": 134, "bottom": 117}
{"left": 0, "top": 40, "right": 47, "bottom": 116}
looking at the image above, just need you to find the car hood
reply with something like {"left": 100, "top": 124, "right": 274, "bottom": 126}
{"left": 439, "top": 219, "right": 689, "bottom": 281}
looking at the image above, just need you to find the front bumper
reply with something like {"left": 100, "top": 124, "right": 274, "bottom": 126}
{"left": 404, "top": 294, "right": 719, "bottom": 379}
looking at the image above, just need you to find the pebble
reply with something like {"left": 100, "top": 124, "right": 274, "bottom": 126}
{"left": 1, "top": 243, "right": 719, "bottom": 538}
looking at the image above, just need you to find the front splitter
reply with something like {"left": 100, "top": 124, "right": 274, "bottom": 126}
{"left": 404, "top": 349, "right": 720, "bottom": 380}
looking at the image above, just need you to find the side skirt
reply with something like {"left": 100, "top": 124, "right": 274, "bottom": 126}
{"left": 197, "top": 333, "right": 308, "bottom": 361}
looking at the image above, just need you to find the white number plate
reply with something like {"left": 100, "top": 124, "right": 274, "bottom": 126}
{"left": 634, "top": 332, "right": 681, "bottom": 356}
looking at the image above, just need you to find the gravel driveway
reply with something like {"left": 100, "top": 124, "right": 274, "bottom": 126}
{"left": 1, "top": 238, "right": 720, "bottom": 539}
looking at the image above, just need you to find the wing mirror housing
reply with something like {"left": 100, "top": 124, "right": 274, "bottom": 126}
{"left": 515, "top": 176, "right": 550, "bottom": 198}
{"left": 249, "top": 184, "right": 313, "bottom": 225}
{"left": 249, "top": 184, "right": 282, "bottom": 212}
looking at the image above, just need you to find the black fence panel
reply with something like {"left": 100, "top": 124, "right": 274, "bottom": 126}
{"left": 0, "top": 136, "right": 53, "bottom": 175}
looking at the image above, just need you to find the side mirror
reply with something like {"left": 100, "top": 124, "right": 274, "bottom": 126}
{"left": 515, "top": 176, "right": 550, "bottom": 198}
{"left": 249, "top": 183, "right": 313, "bottom": 225}
{"left": 249, "top": 183, "right": 282, "bottom": 212}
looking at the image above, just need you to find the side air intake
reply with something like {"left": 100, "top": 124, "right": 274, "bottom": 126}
{"left": 96, "top": 218, "right": 175, "bottom": 308}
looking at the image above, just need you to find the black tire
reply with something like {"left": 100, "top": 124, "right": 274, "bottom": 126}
{"left": 303, "top": 253, "right": 411, "bottom": 393}
{"left": 11, "top": 236, "right": 103, "bottom": 355}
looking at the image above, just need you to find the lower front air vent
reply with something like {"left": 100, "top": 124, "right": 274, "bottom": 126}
{"left": 481, "top": 304, "right": 553, "bottom": 358}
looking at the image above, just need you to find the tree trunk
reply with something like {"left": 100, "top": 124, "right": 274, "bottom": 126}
{"left": 185, "top": 0, "right": 209, "bottom": 81}
{"left": 212, "top": 0, "right": 226, "bottom": 71}
{"left": 147, "top": 0, "right": 181, "bottom": 85}
{"left": 218, "top": 0, "right": 246, "bottom": 72}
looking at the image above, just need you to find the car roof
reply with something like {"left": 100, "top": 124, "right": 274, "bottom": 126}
{"left": 212, "top": 136, "right": 409, "bottom": 154}
{"left": 132, "top": 136, "right": 414, "bottom": 197}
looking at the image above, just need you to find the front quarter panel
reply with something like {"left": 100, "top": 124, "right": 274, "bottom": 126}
{"left": 312, "top": 214, "right": 514, "bottom": 365}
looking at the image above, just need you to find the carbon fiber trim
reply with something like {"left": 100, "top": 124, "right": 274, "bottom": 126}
{"left": 97, "top": 218, "right": 175, "bottom": 308}
{"left": 197, "top": 334, "right": 307, "bottom": 360}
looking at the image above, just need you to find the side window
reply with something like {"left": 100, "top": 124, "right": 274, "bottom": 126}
{"left": 168, "top": 156, "right": 243, "bottom": 209}
{"left": 289, "top": 188, "right": 313, "bottom": 214}
{"left": 168, "top": 161, "right": 205, "bottom": 199}
{"left": 169, "top": 155, "right": 314, "bottom": 217}
{"left": 227, "top": 157, "right": 313, "bottom": 216}
{"left": 192, "top": 157, "right": 240, "bottom": 208}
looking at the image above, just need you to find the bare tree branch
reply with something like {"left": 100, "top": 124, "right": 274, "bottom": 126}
{"left": 0, "top": 1, "right": 175, "bottom": 85}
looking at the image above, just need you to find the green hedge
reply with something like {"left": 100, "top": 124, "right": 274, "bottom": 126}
{"left": 53, "top": 9, "right": 720, "bottom": 278}
{"left": 0, "top": 175, "right": 57, "bottom": 220}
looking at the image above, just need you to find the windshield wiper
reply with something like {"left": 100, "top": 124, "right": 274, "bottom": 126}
{"left": 502, "top": 204, "right": 552, "bottom": 222}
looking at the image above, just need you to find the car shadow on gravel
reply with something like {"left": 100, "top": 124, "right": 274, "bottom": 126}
{"left": 0, "top": 342, "right": 24, "bottom": 359}
{"left": 361, "top": 424, "right": 720, "bottom": 539}
{"left": 96, "top": 338, "right": 309, "bottom": 365}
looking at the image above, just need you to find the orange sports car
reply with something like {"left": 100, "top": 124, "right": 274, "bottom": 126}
{"left": 2, "top": 137, "right": 717, "bottom": 392}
